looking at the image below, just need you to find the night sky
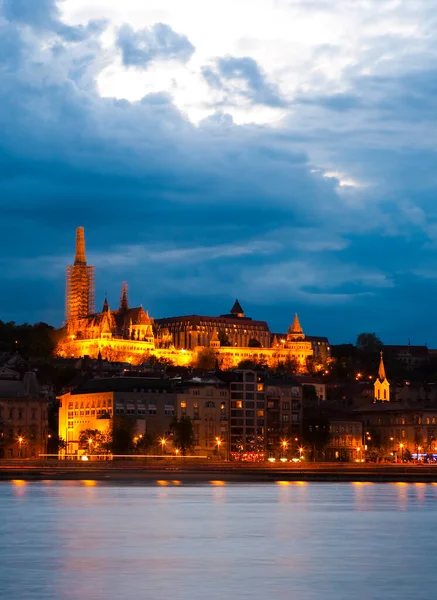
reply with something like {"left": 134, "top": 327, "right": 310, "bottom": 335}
{"left": 2, "top": 0, "right": 437, "bottom": 346}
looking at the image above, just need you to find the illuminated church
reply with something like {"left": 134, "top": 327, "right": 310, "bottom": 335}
{"left": 56, "top": 227, "right": 317, "bottom": 369}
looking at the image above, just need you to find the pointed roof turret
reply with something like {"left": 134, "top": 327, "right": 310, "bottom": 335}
{"left": 230, "top": 298, "right": 245, "bottom": 317}
{"left": 286, "top": 313, "right": 305, "bottom": 342}
{"left": 378, "top": 351, "right": 386, "bottom": 381}
{"left": 102, "top": 296, "right": 109, "bottom": 312}
{"left": 290, "top": 313, "right": 303, "bottom": 334}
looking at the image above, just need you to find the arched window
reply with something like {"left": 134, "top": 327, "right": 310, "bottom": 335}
{"left": 205, "top": 401, "right": 215, "bottom": 408}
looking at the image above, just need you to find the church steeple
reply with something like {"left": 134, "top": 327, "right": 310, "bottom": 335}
{"left": 102, "top": 295, "right": 109, "bottom": 312}
{"left": 119, "top": 282, "right": 129, "bottom": 312}
{"left": 378, "top": 350, "right": 386, "bottom": 381}
{"left": 74, "top": 226, "right": 87, "bottom": 265}
{"left": 374, "top": 350, "right": 390, "bottom": 402}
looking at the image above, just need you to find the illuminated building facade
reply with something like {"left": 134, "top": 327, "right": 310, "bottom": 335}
{"left": 58, "top": 378, "right": 177, "bottom": 456}
{"left": 57, "top": 228, "right": 324, "bottom": 370}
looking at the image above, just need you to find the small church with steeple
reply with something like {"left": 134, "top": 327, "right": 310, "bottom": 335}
{"left": 374, "top": 351, "right": 390, "bottom": 402}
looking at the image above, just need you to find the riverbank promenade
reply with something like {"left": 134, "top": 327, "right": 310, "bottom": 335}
{"left": 2, "top": 460, "right": 437, "bottom": 483}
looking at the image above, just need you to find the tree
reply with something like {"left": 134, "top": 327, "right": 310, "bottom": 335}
{"left": 196, "top": 347, "right": 217, "bottom": 370}
{"left": 111, "top": 417, "right": 136, "bottom": 454}
{"left": 79, "top": 428, "right": 110, "bottom": 454}
{"left": 302, "top": 384, "right": 319, "bottom": 407}
{"left": 171, "top": 416, "right": 195, "bottom": 455}
{"left": 248, "top": 338, "right": 261, "bottom": 348}
{"left": 218, "top": 331, "right": 232, "bottom": 347}
{"left": 133, "top": 433, "right": 155, "bottom": 454}
{"left": 356, "top": 333, "right": 383, "bottom": 354}
{"left": 302, "top": 416, "right": 331, "bottom": 461}
{"left": 271, "top": 355, "right": 299, "bottom": 376}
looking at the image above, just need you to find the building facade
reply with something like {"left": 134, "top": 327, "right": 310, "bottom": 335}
{"left": 175, "top": 379, "right": 229, "bottom": 457}
{"left": 264, "top": 377, "right": 303, "bottom": 456}
{"left": 58, "top": 377, "right": 177, "bottom": 456}
{"left": 0, "top": 372, "right": 48, "bottom": 459}
{"left": 57, "top": 228, "right": 329, "bottom": 371}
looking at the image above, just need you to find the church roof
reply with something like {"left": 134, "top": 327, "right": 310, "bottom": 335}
{"left": 127, "top": 307, "right": 151, "bottom": 325}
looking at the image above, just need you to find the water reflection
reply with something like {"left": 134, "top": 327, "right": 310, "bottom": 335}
{"left": 1, "top": 482, "right": 437, "bottom": 600}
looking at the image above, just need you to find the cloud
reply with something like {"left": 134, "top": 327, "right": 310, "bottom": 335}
{"left": 202, "top": 56, "right": 285, "bottom": 107}
{"left": 2, "top": 0, "right": 107, "bottom": 42}
{"left": 1, "top": 0, "right": 437, "bottom": 344}
{"left": 116, "top": 23, "right": 195, "bottom": 67}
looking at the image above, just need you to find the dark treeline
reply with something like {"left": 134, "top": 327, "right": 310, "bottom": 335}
{"left": 0, "top": 320, "right": 56, "bottom": 359}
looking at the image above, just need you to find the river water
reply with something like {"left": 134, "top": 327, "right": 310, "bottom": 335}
{"left": 1, "top": 480, "right": 436, "bottom": 600}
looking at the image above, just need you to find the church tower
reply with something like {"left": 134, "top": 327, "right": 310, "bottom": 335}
{"left": 374, "top": 351, "right": 390, "bottom": 402}
{"left": 65, "top": 227, "right": 95, "bottom": 323}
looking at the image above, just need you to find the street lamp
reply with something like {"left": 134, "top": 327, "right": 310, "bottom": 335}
{"left": 216, "top": 437, "right": 222, "bottom": 459}
{"left": 299, "top": 447, "right": 304, "bottom": 460}
{"left": 356, "top": 447, "right": 361, "bottom": 462}
{"left": 281, "top": 440, "right": 288, "bottom": 457}
{"left": 418, "top": 445, "right": 422, "bottom": 461}
{"left": 88, "top": 438, "right": 93, "bottom": 455}
{"left": 399, "top": 443, "right": 404, "bottom": 462}
{"left": 160, "top": 438, "right": 166, "bottom": 454}
{"left": 18, "top": 436, "right": 23, "bottom": 458}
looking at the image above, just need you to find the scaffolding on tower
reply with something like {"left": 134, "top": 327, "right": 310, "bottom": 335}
{"left": 65, "top": 227, "right": 95, "bottom": 323}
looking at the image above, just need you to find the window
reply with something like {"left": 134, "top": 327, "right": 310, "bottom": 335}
{"left": 18, "top": 409, "right": 22, "bottom": 420}
{"left": 180, "top": 401, "right": 187, "bottom": 416}
{"left": 257, "top": 384, "right": 264, "bottom": 392}
{"left": 257, "top": 410, "right": 264, "bottom": 417}
{"left": 236, "top": 401, "right": 243, "bottom": 409}
{"left": 148, "top": 404, "right": 157, "bottom": 415}
{"left": 193, "top": 403, "right": 199, "bottom": 418}
{"left": 282, "top": 403, "right": 289, "bottom": 411}
{"left": 205, "top": 401, "right": 215, "bottom": 408}
{"left": 9, "top": 409, "right": 13, "bottom": 419}
{"left": 282, "top": 414, "right": 289, "bottom": 422}
{"left": 193, "top": 390, "right": 200, "bottom": 396}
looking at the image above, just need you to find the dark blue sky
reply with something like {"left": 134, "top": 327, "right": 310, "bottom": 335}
{"left": 1, "top": 0, "right": 437, "bottom": 346}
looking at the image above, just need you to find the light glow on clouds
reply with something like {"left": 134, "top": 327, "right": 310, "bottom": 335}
{"left": 2, "top": 0, "right": 437, "bottom": 342}
{"left": 61, "top": 0, "right": 431, "bottom": 125}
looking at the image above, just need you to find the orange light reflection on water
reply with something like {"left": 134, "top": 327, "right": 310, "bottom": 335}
{"left": 210, "top": 480, "right": 226, "bottom": 486}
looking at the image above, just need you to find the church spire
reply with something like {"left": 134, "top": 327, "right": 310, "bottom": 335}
{"left": 119, "top": 282, "right": 129, "bottom": 312}
{"left": 374, "top": 350, "right": 390, "bottom": 402}
{"left": 378, "top": 351, "right": 386, "bottom": 381}
{"left": 74, "top": 226, "right": 87, "bottom": 265}
{"left": 102, "top": 295, "right": 109, "bottom": 312}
